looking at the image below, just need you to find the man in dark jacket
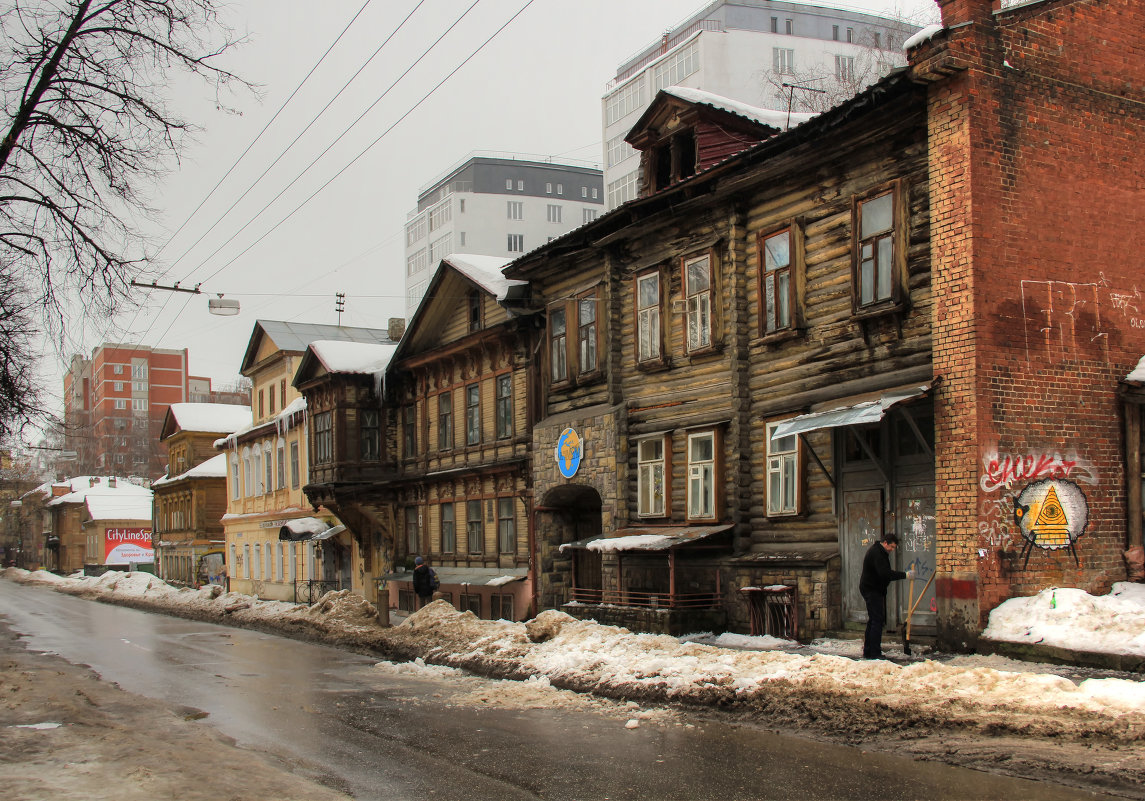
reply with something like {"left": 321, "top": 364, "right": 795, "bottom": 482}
{"left": 859, "top": 533, "right": 914, "bottom": 659}
{"left": 411, "top": 556, "right": 434, "bottom": 608}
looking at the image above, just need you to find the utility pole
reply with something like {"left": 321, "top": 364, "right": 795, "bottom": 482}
{"left": 335, "top": 293, "right": 346, "bottom": 326}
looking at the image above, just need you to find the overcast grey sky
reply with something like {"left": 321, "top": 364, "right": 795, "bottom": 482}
{"left": 45, "top": 0, "right": 940, "bottom": 412}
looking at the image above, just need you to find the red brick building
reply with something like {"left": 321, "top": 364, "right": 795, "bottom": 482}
{"left": 63, "top": 344, "right": 249, "bottom": 481}
{"left": 914, "top": 0, "right": 1145, "bottom": 648}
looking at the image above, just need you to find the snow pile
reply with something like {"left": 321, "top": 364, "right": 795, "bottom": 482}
{"left": 982, "top": 583, "right": 1145, "bottom": 656}
{"left": 681, "top": 632, "right": 796, "bottom": 651}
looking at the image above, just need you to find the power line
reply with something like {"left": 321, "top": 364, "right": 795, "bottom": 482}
{"left": 169, "top": 0, "right": 428, "bottom": 283}
{"left": 193, "top": 0, "right": 537, "bottom": 291}
{"left": 179, "top": 0, "right": 484, "bottom": 288}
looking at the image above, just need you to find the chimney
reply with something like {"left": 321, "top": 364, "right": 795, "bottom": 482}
{"left": 388, "top": 317, "right": 407, "bottom": 342}
{"left": 89, "top": 477, "right": 98, "bottom": 487}
{"left": 108, "top": 477, "right": 117, "bottom": 488}
{"left": 935, "top": 0, "right": 996, "bottom": 28}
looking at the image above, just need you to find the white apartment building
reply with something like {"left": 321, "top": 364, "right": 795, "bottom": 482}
{"left": 404, "top": 153, "right": 604, "bottom": 315}
{"left": 602, "top": 0, "right": 921, "bottom": 207}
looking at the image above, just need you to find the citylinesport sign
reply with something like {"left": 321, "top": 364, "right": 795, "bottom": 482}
{"left": 105, "top": 527, "right": 154, "bottom": 565}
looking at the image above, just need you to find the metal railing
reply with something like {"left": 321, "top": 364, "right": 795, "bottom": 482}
{"left": 570, "top": 587, "right": 721, "bottom": 609}
{"left": 294, "top": 579, "right": 341, "bottom": 604}
{"left": 607, "top": 19, "right": 723, "bottom": 89}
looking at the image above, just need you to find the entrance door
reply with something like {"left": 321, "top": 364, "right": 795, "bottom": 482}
{"left": 895, "top": 483, "right": 936, "bottom": 628}
{"left": 842, "top": 488, "right": 884, "bottom": 623}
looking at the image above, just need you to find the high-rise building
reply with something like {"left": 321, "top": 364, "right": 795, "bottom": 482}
{"left": 403, "top": 153, "right": 604, "bottom": 315}
{"left": 601, "top": 0, "right": 921, "bottom": 207}
{"left": 62, "top": 343, "right": 249, "bottom": 480}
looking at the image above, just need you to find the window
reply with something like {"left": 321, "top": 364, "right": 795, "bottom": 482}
{"left": 243, "top": 447, "right": 252, "bottom": 497}
{"left": 606, "top": 133, "right": 635, "bottom": 168}
{"left": 773, "top": 48, "right": 794, "bottom": 75}
{"left": 438, "top": 392, "right": 453, "bottom": 451}
{"left": 428, "top": 199, "right": 451, "bottom": 231}
{"left": 429, "top": 232, "right": 453, "bottom": 262}
{"left": 406, "top": 215, "right": 426, "bottom": 246}
{"left": 583, "top": 208, "right": 598, "bottom": 224}
{"left": 258, "top": 390, "right": 264, "bottom": 418}
{"left": 507, "top": 200, "right": 523, "bottom": 220}
{"left": 269, "top": 384, "right": 276, "bottom": 414}
{"left": 290, "top": 442, "right": 300, "bottom": 489}
{"left": 687, "top": 431, "right": 717, "bottom": 520}
{"left": 683, "top": 254, "right": 712, "bottom": 352}
{"left": 785, "top": 18, "right": 792, "bottom": 35}
{"left": 760, "top": 226, "right": 795, "bottom": 334}
{"left": 280, "top": 380, "right": 286, "bottom": 410}
{"left": 460, "top": 232, "right": 466, "bottom": 246}
{"left": 230, "top": 454, "right": 240, "bottom": 500}
{"left": 546, "top": 182, "right": 553, "bottom": 194}
{"left": 636, "top": 271, "right": 662, "bottom": 363}
{"left": 577, "top": 293, "right": 598, "bottom": 374}
{"left": 847, "top": 27, "right": 854, "bottom": 43}
{"left": 637, "top": 436, "right": 666, "bottom": 517}
{"left": 132, "top": 398, "right": 147, "bottom": 411}
{"left": 517, "top": 180, "right": 524, "bottom": 191}
{"left": 263, "top": 444, "right": 272, "bottom": 492}
{"left": 549, "top": 306, "right": 567, "bottom": 383}
{"left": 605, "top": 79, "right": 645, "bottom": 125}
{"left": 403, "top": 406, "right": 417, "bottom": 457}
{"left": 854, "top": 186, "right": 900, "bottom": 309}
{"left": 873, "top": 31, "right": 881, "bottom": 49}
{"left": 407, "top": 248, "right": 428, "bottom": 276}
{"left": 277, "top": 440, "right": 286, "bottom": 488}
{"left": 505, "top": 178, "right": 513, "bottom": 190}
{"left": 114, "top": 399, "right": 126, "bottom": 410}
{"left": 496, "top": 374, "right": 513, "bottom": 439}
{"left": 406, "top": 507, "right": 420, "bottom": 555}
{"left": 653, "top": 40, "right": 699, "bottom": 90}
{"left": 253, "top": 450, "right": 262, "bottom": 495}
{"left": 581, "top": 186, "right": 587, "bottom": 198}
{"left": 361, "top": 409, "right": 380, "bottom": 461}
{"left": 833, "top": 24, "right": 839, "bottom": 40}
{"left": 547, "top": 204, "right": 562, "bottom": 223}
{"left": 507, "top": 233, "right": 524, "bottom": 252}
{"left": 113, "top": 381, "right": 123, "bottom": 391}
{"left": 835, "top": 55, "right": 855, "bottom": 82}
{"left": 767, "top": 422, "right": 800, "bottom": 516}
{"left": 493, "top": 594, "right": 514, "bottom": 621}
{"left": 466, "top": 384, "right": 481, "bottom": 446}
{"left": 133, "top": 380, "right": 146, "bottom": 392}
{"left": 770, "top": 16, "right": 778, "bottom": 32}
{"left": 132, "top": 363, "right": 147, "bottom": 379}
{"left": 459, "top": 199, "right": 465, "bottom": 212}
{"left": 608, "top": 170, "right": 639, "bottom": 208}
{"left": 314, "top": 411, "right": 333, "bottom": 464}
{"left": 556, "top": 183, "right": 563, "bottom": 195}
{"left": 113, "top": 364, "right": 123, "bottom": 374}
{"left": 466, "top": 499, "right": 483, "bottom": 555}
{"left": 243, "top": 544, "right": 251, "bottom": 580}
{"left": 441, "top": 503, "right": 456, "bottom": 554}
{"left": 468, "top": 291, "right": 481, "bottom": 332}
{"left": 498, "top": 498, "right": 515, "bottom": 554}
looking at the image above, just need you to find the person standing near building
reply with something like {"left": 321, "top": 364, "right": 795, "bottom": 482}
{"left": 412, "top": 556, "right": 435, "bottom": 608}
{"left": 859, "top": 533, "right": 913, "bottom": 659}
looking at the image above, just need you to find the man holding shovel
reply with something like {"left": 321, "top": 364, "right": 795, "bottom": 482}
{"left": 859, "top": 533, "right": 914, "bottom": 659}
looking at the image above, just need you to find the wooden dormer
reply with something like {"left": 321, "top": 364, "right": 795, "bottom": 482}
{"left": 625, "top": 87, "right": 795, "bottom": 198}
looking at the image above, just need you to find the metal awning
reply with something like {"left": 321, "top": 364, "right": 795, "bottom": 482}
{"left": 384, "top": 566, "right": 527, "bottom": 586}
{"left": 279, "top": 518, "right": 345, "bottom": 542}
{"left": 770, "top": 383, "right": 931, "bottom": 441}
{"left": 560, "top": 524, "right": 733, "bottom": 553}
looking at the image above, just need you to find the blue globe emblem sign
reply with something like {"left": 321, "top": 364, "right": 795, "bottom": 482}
{"left": 556, "top": 427, "right": 583, "bottom": 479}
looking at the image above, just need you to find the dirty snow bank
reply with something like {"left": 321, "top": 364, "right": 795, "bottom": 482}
{"left": 5, "top": 569, "right": 1144, "bottom": 742}
{"left": 983, "top": 583, "right": 1145, "bottom": 656}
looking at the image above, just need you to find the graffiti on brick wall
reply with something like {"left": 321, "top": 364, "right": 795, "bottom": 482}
{"left": 978, "top": 496, "right": 1014, "bottom": 548}
{"left": 979, "top": 451, "right": 1096, "bottom": 493}
{"left": 1021, "top": 280, "right": 1106, "bottom": 365}
{"left": 1012, "top": 478, "right": 1089, "bottom": 567}
{"left": 1101, "top": 272, "right": 1145, "bottom": 330}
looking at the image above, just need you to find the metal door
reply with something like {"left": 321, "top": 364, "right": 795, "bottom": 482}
{"left": 895, "top": 483, "right": 936, "bottom": 628}
{"left": 842, "top": 488, "right": 884, "bottom": 623}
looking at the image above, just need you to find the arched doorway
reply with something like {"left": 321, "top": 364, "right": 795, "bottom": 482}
{"left": 537, "top": 484, "right": 602, "bottom": 609}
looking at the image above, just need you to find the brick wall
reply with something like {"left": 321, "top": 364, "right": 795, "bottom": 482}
{"left": 922, "top": 0, "right": 1145, "bottom": 644}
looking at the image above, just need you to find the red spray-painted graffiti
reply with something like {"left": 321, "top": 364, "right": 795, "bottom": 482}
{"left": 980, "top": 453, "right": 1091, "bottom": 493}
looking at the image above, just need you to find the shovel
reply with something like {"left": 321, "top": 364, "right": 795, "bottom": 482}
{"left": 902, "top": 572, "right": 935, "bottom": 657}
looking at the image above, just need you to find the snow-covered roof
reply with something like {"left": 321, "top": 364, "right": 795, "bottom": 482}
{"left": 215, "top": 397, "right": 307, "bottom": 450}
{"left": 85, "top": 493, "right": 153, "bottom": 522}
{"left": 166, "top": 403, "right": 252, "bottom": 435}
{"left": 560, "top": 525, "right": 733, "bottom": 553}
{"left": 308, "top": 340, "right": 398, "bottom": 375}
{"left": 152, "top": 453, "right": 228, "bottom": 487}
{"left": 903, "top": 23, "right": 945, "bottom": 51}
{"left": 661, "top": 86, "right": 815, "bottom": 130}
{"left": 45, "top": 476, "right": 148, "bottom": 506}
{"left": 443, "top": 254, "right": 525, "bottom": 302}
{"left": 1126, "top": 355, "right": 1145, "bottom": 384}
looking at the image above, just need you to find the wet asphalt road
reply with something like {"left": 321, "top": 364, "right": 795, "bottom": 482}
{"left": 0, "top": 581, "right": 1107, "bottom": 801}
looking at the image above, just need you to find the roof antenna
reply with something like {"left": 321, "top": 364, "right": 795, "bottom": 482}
{"left": 781, "top": 81, "right": 827, "bottom": 130}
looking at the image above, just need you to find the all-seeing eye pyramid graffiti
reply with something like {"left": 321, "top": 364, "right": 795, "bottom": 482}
{"left": 1011, "top": 478, "right": 1089, "bottom": 567}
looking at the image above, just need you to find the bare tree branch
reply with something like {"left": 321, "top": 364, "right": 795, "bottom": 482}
{"left": 0, "top": 0, "right": 253, "bottom": 438}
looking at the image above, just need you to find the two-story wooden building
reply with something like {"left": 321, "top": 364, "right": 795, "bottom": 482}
{"left": 217, "top": 321, "right": 396, "bottom": 603}
{"left": 153, "top": 403, "right": 251, "bottom": 586}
